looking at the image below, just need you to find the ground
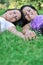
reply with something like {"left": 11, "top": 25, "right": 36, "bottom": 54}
{"left": 0, "top": 9, "right": 43, "bottom": 65}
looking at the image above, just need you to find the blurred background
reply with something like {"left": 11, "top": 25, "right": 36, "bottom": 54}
{"left": 0, "top": 1, "right": 43, "bottom": 65}
{"left": 0, "top": 0, "right": 43, "bottom": 9}
{"left": 0, "top": 0, "right": 43, "bottom": 15}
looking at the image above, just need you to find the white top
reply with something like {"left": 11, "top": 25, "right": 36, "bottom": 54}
{"left": 0, "top": 17, "right": 14, "bottom": 32}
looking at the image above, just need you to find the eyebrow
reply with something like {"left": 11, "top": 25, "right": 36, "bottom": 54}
{"left": 27, "top": 9, "right": 31, "bottom": 12}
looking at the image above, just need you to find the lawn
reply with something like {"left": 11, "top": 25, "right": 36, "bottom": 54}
{"left": 0, "top": 9, "right": 43, "bottom": 65}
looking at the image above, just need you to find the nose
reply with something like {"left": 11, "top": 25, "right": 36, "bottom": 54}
{"left": 13, "top": 15, "right": 18, "bottom": 20}
{"left": 26, "top": 11, "right": 30, "bottom": 17}
{"left": 13, "top": 14, "right": 17, "bottom": 17}
{"left": 26, "top": 11, "right": 32, "bottom": 18}
{"left": 10, "top": 14, "right": 17, "bottom": 18}
{"left": 26, "top": 11, "right": 30, "bottom": 15}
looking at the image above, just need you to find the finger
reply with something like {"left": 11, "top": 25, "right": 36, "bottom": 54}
{"left": 27, "top": 34, "right": 32, "bottom": 40}
{"left": 25, "top": 32, "right": 33, "bottom": 40}
{"left": 25, "top": 34, "right": 30, "bottom": 40}
{"left": 30, "top": 31, "right": 36, "bottom": 39}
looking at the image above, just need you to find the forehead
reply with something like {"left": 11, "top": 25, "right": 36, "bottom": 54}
{"left": 7, "top": 10, "right": 21, "bottom": 14}
{"left": 22, "top": 7, "right": 35, "bottom": 12}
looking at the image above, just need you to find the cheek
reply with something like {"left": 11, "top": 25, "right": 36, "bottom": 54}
{"left": 17, "top": 16, "right": 21, "bottom": 21}
{"left": 18, "top": 17, "right": 20, "bottom": 20}
{"left": 17, "top": 14, "right": 21, "bottom": 19}
{"left": 31, "top": 15, "right": 35, "bottom": 18}
{"left": 12, "top": 18, "right": 16, "bottom": 21}
{"left": 25, "top": 16, "right": 30, "bottom": 21}
{"left": 10, "top": 18, "right": 16, "bottom": 22}
{"left": 9, "top": 17, "right": 15, "bottom": 22}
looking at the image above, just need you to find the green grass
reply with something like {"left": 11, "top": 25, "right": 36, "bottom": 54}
{"left": 38, "top": 10, "right": 43, "bottom": 14}
{"left": 0, "top": 10, "right": 43, "bottom": 65}
{"left": 0, "top": 9, "right": 6, "bottom": 15}
{"left": 0, "top": 31, "right": 43, "bottom": 65}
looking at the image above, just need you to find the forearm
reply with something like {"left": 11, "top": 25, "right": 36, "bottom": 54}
{"left": 8, "top": 26, "right": 25, "bottom": 39}
{"left": 22, "top": 23, "right": 30, "bottom": 34}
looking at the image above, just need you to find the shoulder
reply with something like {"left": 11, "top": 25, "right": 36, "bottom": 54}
{"left": 31, "top": 15, "right": 42, "bottom": 22}
{"left": 35, "top": 15, "right": 43, "bottom": 19}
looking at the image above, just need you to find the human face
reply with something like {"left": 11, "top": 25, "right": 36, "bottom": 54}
{"left": 4, "top": 10, "right": 21, "bottom": 22}
{"left": 22, "top": 7, "right": 37, "bottom": 21}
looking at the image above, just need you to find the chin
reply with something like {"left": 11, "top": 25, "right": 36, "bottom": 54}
{"left": 26, "top": 18, "right": 31, "bottom": 21}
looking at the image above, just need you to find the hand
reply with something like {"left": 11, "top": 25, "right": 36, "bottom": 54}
{"left": 17, "top": 32, "right": 25, "bottom": 40}
{"left": 24, "top": 30, "right": 36, "bottom": 40}
{"left": 8, "top": 26, "right": 25, "bottom": 40}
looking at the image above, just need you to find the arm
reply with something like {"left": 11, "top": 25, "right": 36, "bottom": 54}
{"left": 8, "top": 25, "right": 25, "bottom": 39}
{"left": 22, "top": 23, "right": 30, "bottom": 34}
{"left": 22, "top": 23, "right": 36, "bottom": 40}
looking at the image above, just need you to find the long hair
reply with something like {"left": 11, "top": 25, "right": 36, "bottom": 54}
{"left": 20, "top": 5, "right": 39, "bottom": 27}
{"left": 21, "top": 5, "right": 39, "bottom": 14}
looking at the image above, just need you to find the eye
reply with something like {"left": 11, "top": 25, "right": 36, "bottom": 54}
{"left": 28, "top": 10, "right": 30, "bottom": 12}
{"left": 14, "top": 11, "right": 16, "bottom": 14}
{"left": 31, "top": 12, "right": 33, "bottom": 15}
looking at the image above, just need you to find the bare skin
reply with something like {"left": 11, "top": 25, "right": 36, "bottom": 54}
{"left": 8, "top": 26, "right": 25, "bottom": 39}
{"left": 2, "top": 9, "right": 36, "bottom": 40}
{"left": 1, "top": 10, "right": 25, "bottom": 39}
{"left": 22, "top": 23, "right": 36, "bottom": 40}
{"left": 21, "top": 6, "right": 38, "bottom": 40}
{"left": 1, "top": 9, "right": 37, "bottom": 40}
